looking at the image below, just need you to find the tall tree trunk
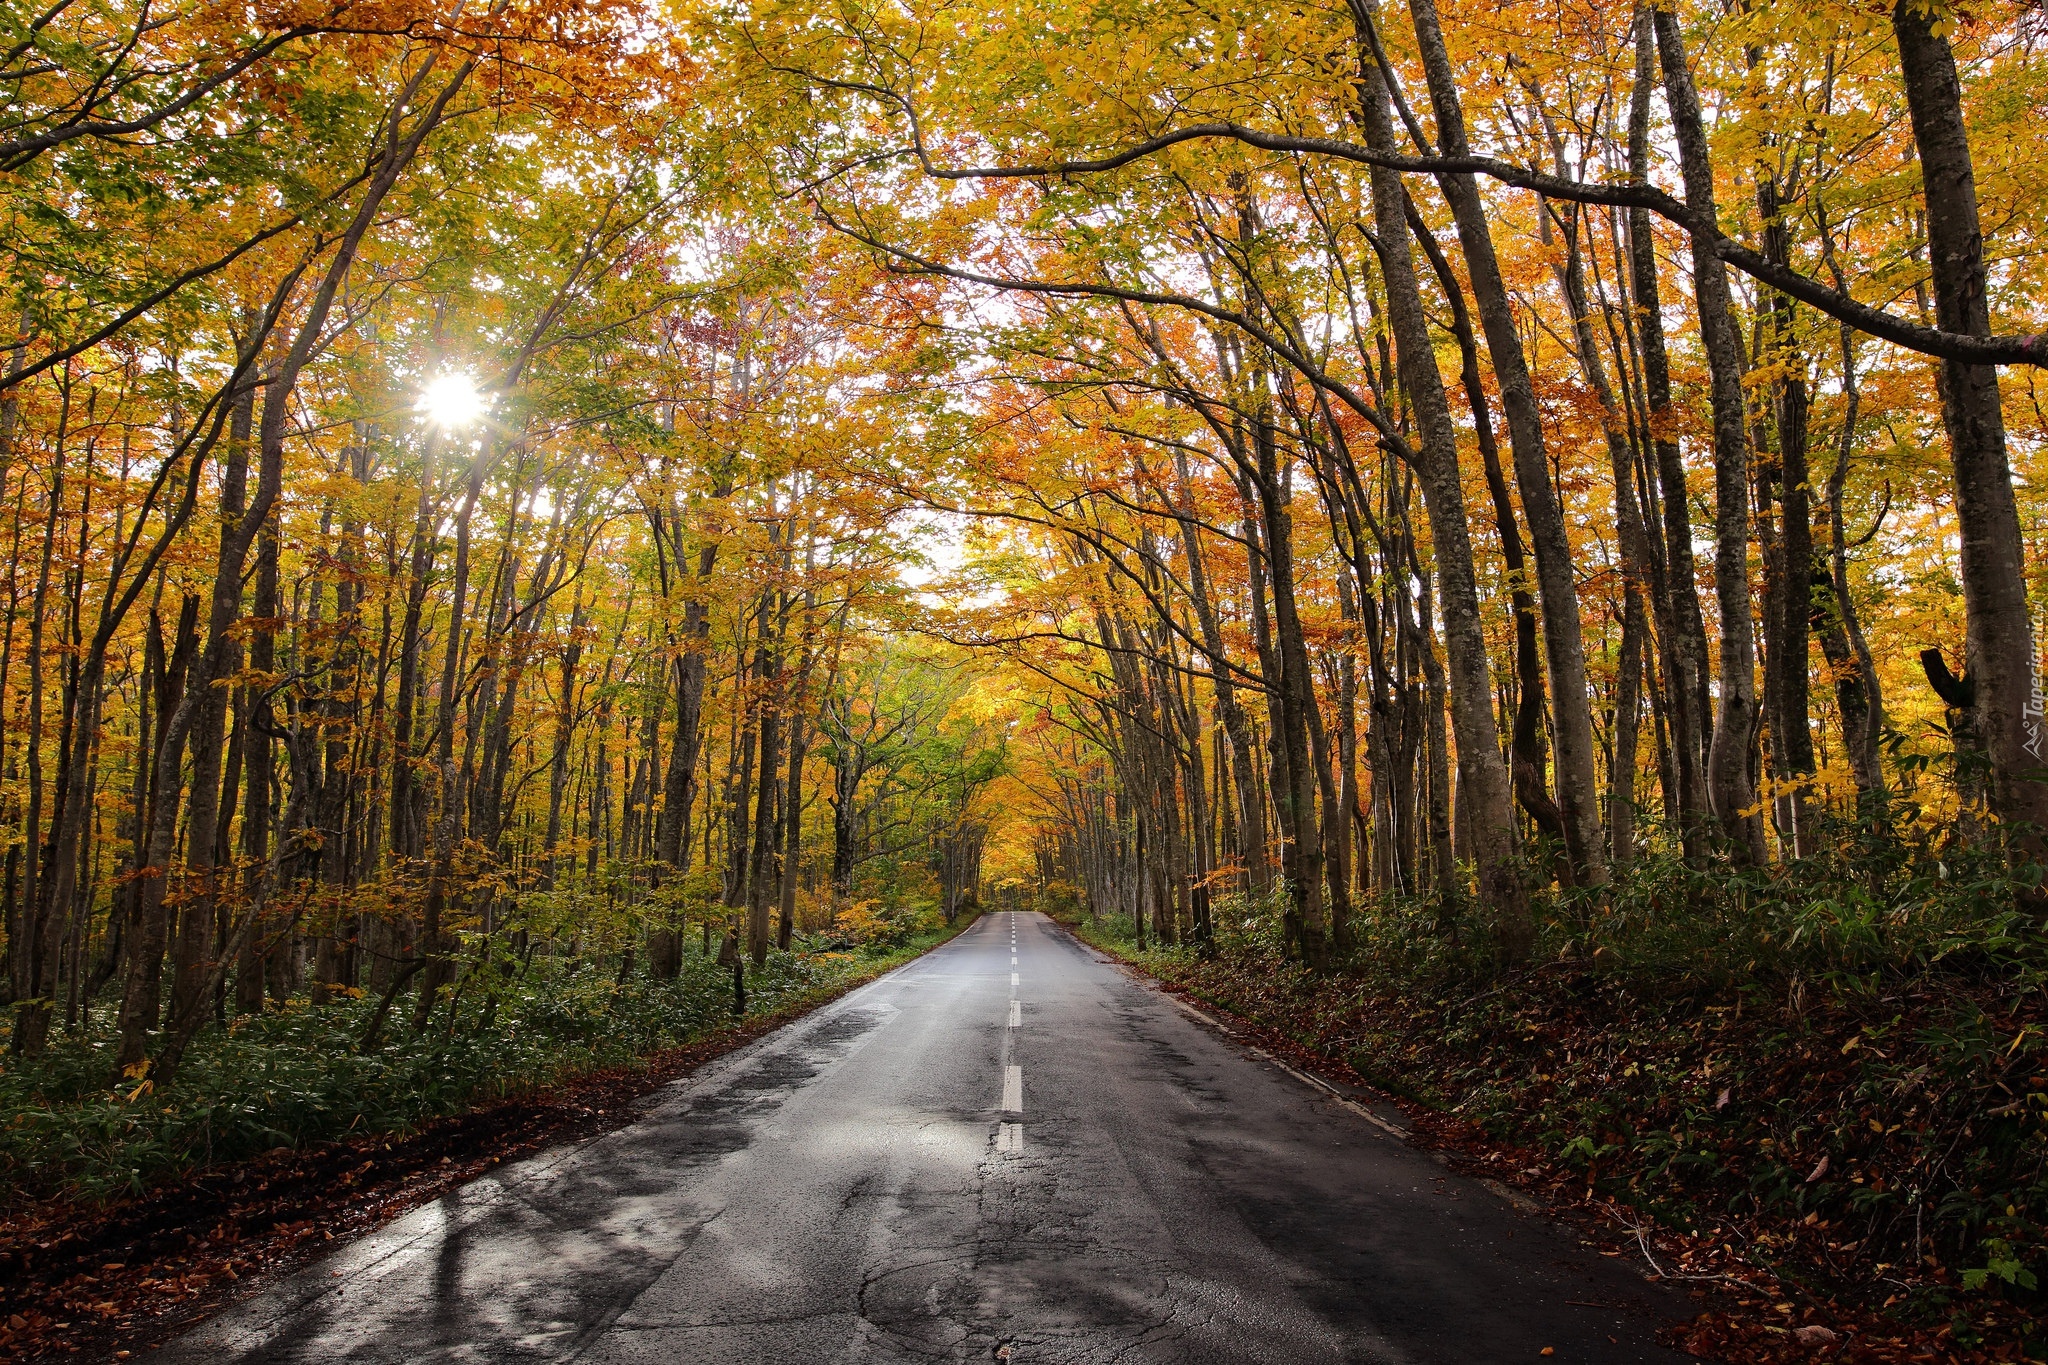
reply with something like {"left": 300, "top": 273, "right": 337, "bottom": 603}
{"left": 1818, "top": 323, "right": 1886, "bottom": 814}
{"left": 414, "top": 457, "right": 486, "bottom": 1034}
{"left": 1405, "top": 195, "right": 1560, "bottom": 850}
{"left": 1755, "top": 152, "right": 1817, "bottom": 857}
{"left": 1171, "top": 446, "right": 1271, "bottom": 895}
{"left": 1892, "top": 0, "right": 2048, "bottom": 845}
{"left": 777, "top": 591, "right": 817, "bottom": 952}
{"left": 1630, "top": 7, "right": 1712, "bottom": 849}
{"left": 1249, "top": 419, "right": 1328, "bottom": 965}
{"left": 236, "top": 522, "right": 279, "bottom": 1015}
{"left": 1542, "top": 191, "right": 1653, "bottom": 867}
{"left": 543, "top": 594, "right": 585, "bottom": 888}
{"left": 746, "top": 603, "right": 785, "bottom": 966}
{"left": 9, "top": 420, "right": 59, "bottom": 1052}
{"left": 1357, "top": 26, "right": 1530, "bottom": 952}
{"left": 1401, "top": 0, "right": 1605, "bottom": 887}
{"left": 1656, "top": 8, "right": 1767, "bottom": 862}
{"left": 166, "top": 379, "right": 256, "bottom": 1023}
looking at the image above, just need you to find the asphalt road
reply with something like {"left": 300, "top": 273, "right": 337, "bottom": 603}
{"left": 160, "top": 911, "right": 1696, "bottom": 1364}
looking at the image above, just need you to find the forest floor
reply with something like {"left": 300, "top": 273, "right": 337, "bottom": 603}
{"left": 1060, "top": 913, "right": 2048, "bottom": 1365}
{"left": 0, "top": 919, "right": 972, "bottom": 1364}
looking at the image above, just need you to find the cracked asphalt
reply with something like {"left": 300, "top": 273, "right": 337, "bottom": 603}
{"left": 157, "top": 911, "right": 1696, "bottom": 1364}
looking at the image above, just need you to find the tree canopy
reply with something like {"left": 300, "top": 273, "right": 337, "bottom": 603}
{"left": 6, "top": 0, "right": 2048, "bottom": 1314}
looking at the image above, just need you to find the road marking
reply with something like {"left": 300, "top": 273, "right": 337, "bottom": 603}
{"left": 1002, "top": 1065, "right": 1023, "bottom": 1113}
{"left": 997, "top": 1122, "right": 1023, "bottom": 1155}
{"left": 1011, "top": 972, "right": 1018, "bottom": 987}
{"left": 1008, "top": 1000, "right": 1021, "bottom": 1028}
{"left": 1011, "top": 955, "right": 1017, "bottom": 964}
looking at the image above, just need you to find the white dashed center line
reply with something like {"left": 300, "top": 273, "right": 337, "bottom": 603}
{"left": 1008, "top": 1000, "right": 1021, "bottom": 1028}
{"left": 1011, "top": 972, "right": 1018, "bottom": 988}
{"left": 997, "top": 1122, "right": 1023, "bottom": 1155}
{"left": 1002, "top": 1065, "right": 1024, "bottom": 1113}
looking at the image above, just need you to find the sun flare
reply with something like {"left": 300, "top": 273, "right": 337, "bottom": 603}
{"left": 418, "top": 371, "right": 485, "bottom": 430}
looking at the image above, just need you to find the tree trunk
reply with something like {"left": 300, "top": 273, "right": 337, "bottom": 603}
{"left": 746, "top": 613, "right": 784, "bottom": 967}
{"left": 1892, "top": 0, "right": 2048, "bottom": 845}
{"left": 1656, "top": 8, "right": 1766, "bottom": 861}
{"left": 1403, "top": 0, "right": 1605, "bottom": 887}
{"left": 1630, "top": 7, "right": 1713, "bottom": 850}
{"left": 1755, "top": 154, "right": 1817, "bottom": 857}
{"left": 1405, "top": 194, "right": 1561, "bottom": 852}
{"left": 1357, "top": 29, "right": 1530, "bottom": 952}
{"left": 1819, "top": 324, "right": 1886, "bottom": 814}
{"left": 777, "top": 594, "right": 816, "bottom": 952}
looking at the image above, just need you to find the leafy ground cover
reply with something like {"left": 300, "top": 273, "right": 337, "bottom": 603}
{"left": 1051, "top": 839, "right": 2048, "bottom": 1364}
{"left": 0, "top": 919, "right": 968, "bottom": 1363}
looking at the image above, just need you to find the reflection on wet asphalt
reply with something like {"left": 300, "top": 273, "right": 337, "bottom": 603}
{"left": 159, "top": 911, "right": 1696, "bottom": 1363}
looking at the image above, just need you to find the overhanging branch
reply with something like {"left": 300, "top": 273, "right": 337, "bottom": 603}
{"left": 894, "top": 120, "right": 2045, "bottom": 368}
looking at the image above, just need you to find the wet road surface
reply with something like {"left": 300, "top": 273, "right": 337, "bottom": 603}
{"left": 160, "top": 911, "right": 1695, "bottom": 1363}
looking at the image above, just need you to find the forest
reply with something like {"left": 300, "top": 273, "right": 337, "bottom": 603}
{"left": 3, "top": 0, "right": 2048, "bottom": 1359}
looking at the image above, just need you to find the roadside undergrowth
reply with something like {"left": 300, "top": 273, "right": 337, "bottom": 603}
{"left": 0, "top": 915, "right": 973, "bottom": 1363}
{"left": 1050, "top": 841, "right": 2048, "bottom": 1365}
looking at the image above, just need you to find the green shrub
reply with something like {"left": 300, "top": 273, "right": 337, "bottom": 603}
{"left": 0, "top": 933, "right": 940, "bottom": 1209}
